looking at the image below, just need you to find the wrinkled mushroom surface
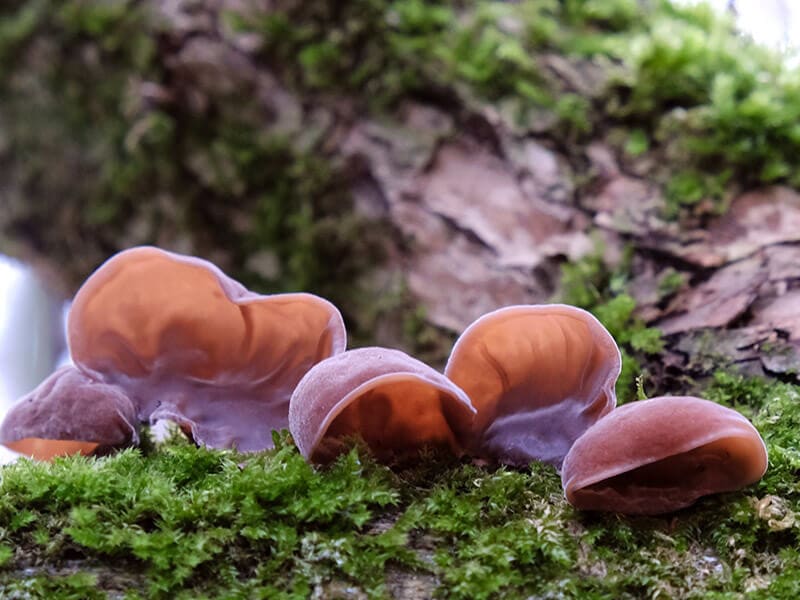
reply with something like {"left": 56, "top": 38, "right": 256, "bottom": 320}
{"left": 68, "top": 246, "right": 346, "bottom": 451}
{"left": 0, "top": 366, "right": 138, "bottom": 461}
{"left": 445, "top": 304, "right": 620, "bottom": 467}
{"left": 289, "top": 347, "right": 476, "bottom": 464}
{"left": 561, "top": 396, "right": 768, "bottom": 515}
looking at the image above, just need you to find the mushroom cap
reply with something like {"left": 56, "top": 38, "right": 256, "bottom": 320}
{"left": 289, "top": 347, "right": 476, "bottom": 464}
{"left": 67, "top": 246, "right": 346, "bottom": 451}
{"left": 444, "top": 304, "right": 621, "bottom": 467}
{"left": 561, "top": 396, "right": 768, "bottom": 515}
{"left": 0, "top": 366, "right": 138, "bottom": 461}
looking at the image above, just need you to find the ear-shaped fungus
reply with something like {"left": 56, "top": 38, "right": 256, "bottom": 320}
{"left": 67, "top": 246, "right": 346, "bottom": 451}
{"left": 561, "top": 396, "right": 768, "bottom": 515}
{"left": 0, "top": 366, "right": 138, "bottom": 461}
{"left": 289, "top": 347, "right": 476, "bottom": 464}
{"left": 445, "top": 304, "right": 621, "bottom": 467}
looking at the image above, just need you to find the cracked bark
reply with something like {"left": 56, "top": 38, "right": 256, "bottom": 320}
{"left": 2, "top": 2, "right": 799, "bottom": 380}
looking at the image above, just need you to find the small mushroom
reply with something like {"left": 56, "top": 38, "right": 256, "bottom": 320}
{"left": 0, "top": 366, "right": 139, "bottom": 461}
{"left": 67, "top": 246, "right": 346, "bottom": 451}
{"left": 445, "top": 304, "right": 621, "bottom": 467}
{"left": 289, "top": 347, "right": 476, "bottom": 464}
{"left": 561, "top": 396, "right": 768, "bottom": 515}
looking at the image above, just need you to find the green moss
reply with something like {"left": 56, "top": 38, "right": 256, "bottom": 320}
{"left": 557, "top": 244, "right": 664, "bottom": 403}
{"left": 623, "top": 128, "right": 650, "bottom": 157}
{"left": 2, "top": 373, "right": 799, "bottom": 598}
{"left": 235, "top": 0, "right": 552, "bottom": 110}
{"left": 664, "top": 169, "right": 732, "bottom": 218}
{"left": 656, "top": 268, "right": 687, "bottom": 299}
{"left": 0, "top": 434, "right": 408, "bottom": 598}
{"left": 418, "top": 463, "right": 572, "bottom": 599}
{"left": 2, "top": 572, "right": 106, "bottom": 600}
{"left": 570, "top": 0, "right": 800, "bottom": 211}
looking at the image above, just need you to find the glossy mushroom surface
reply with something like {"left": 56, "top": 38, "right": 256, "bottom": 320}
{"left": 0, "top": 366, "right": 138, "bottom": 461}
{"left": 445, "top": 304, "right": 621, "bottom": 467}
{"left": 561, "top": 396, "right": 768, "bottom": 515}
{"left": 67, "top": 246, "right": 346, "bottom": 451}
{"left": 289, "top": 347, "right": 476, "bottom": 464}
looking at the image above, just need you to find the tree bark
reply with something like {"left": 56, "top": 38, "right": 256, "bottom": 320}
{"left": 1, "top": 0, "right": 798, "bottom": 381}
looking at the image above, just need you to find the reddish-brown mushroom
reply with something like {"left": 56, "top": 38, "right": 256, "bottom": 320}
{"left": 445, "top": 304, "right": 621, "bottom": 467}
{"left": 561, "top": 396, "right": 768, "bottom": 515}
{"left": 67, "top": 246, "right": 346, "bottom": 451}
{"left": 0, "top": 366, "right": 138, "bottom": 461}
{"left": 289, "top": 347, "right": 476, "bottom": 464}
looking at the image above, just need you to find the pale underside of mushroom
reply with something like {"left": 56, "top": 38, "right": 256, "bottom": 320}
{"left": 0, "top": 366, "right": 138, "bottom": 461}
{"left": 289, "top": 347, "right": 476, "bottom": 464}
{"left": 3, "top": 438, "right": 99, "bottom": 461}
{"left": 67, "top": 246, "right": 346, "bottom": 452}
{"left": 561, "top": 396, "right": 768, "bottom": 515}
{"left": 445, "top": 304, "right": 621, "bottom": 468}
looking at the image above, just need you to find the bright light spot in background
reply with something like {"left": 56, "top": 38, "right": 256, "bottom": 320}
{"left": 0, "top": 256, "right": 26, "bottom": 409}
{"left": 0, "top": 256, "right": 66, "bottom": 416}
{"left": 58, "top": 302, "right": 72, "bottom": 369}
{"left": 735, "top": 0, "right": 799, "bottom": 50}
{"left": 0, "top": 258, "right": 26, "bottom": 464}
{"left": 0, "top": 256, "right": 24, "bottom": 333}
{"left": 0, "top": 257, "right": 69, "bottom": 465}
{"left": 677, "top": 0, "right": 800, "bottom": 59}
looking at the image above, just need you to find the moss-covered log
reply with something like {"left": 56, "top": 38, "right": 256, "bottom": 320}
{"left": 3, "top": 0, "right": 800, "bottom": 367}
{"left": 1, "top": 374, "right": 800, "bottom": 599}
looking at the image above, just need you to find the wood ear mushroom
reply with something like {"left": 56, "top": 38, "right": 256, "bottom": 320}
{"left": 0, "top": 366, "right": 139, "bottom": 461}
{"left": 67, "top": 246, "right": 346, "bottom": 451}
{"left": 561, "top": 396, "right": 768, "bottom": 515}
{"left": 289, "top": 347, "right": 476, "bottom": 464}
{"left": 445, "top": 304, "right": 621, "bottom": 468}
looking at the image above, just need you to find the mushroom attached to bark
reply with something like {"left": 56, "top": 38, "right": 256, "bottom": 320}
{"left": 67, "top": 246, "right": 346, "bottom": 451}
{"left": 561, "top": 396, "right": 768, "bottom": 515}
{"left": 0, "top": 366, "right": 139, "bottom": 461}
{"left": 445, "top": 304, "right": 621, "bottom": 467}
{"left": 289, "top": 347, "right": 476, "bottom": 464}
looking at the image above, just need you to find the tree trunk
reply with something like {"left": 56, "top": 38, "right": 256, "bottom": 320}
{"left": 3, "top": 0, "right": 797, "bottom": 385}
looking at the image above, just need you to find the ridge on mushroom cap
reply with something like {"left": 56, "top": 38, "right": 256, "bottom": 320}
{"left": 289, "top": 347, "right": 476, "bottom": 464}
{"left": 67, "top": 246, "right": 347, "bottom": 452}
{"left": 445, "top": 304, "right": 621, "bottom": 468}
{"left": 561, "top": 396, "right": 768, "bottom": 515}
{"left": 0, "top": 366, "right": 139, "bottom": 461}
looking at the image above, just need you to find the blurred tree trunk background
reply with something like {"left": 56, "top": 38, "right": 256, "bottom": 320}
{"left": 1, "top": 0, "right": 800, "bottom": 400}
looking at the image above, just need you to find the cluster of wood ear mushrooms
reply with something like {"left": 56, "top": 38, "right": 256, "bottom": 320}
{"left": 0, "top": 247, "right": 767, "bottom": 516}
{"left": 1, "top": 247, "right": 344, "bottom": 457}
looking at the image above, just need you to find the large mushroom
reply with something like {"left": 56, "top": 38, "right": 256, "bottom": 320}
{"left": 445, "top": 304, "right": 621, "bottom": 467}
{"left": 289, "top": 347, "right": 476, "bottom": 464}
{"left": 67, "top": 246, "right": 346, "bottom": 451}
{"left": 0, "top": 366, "right": 138, "bottom": 461}
{"left": 561, "top": 396, "right": 768, "bottom": 515}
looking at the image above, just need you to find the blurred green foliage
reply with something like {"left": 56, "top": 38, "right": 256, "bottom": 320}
{"left": 0, "top": 0, "right": 389, "bottom": 345}
{"left": 235, "top": 0, "right": 800, "bottom": 215}
{"left": 3, "top": 0, "right": 798, "bottom": 271}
